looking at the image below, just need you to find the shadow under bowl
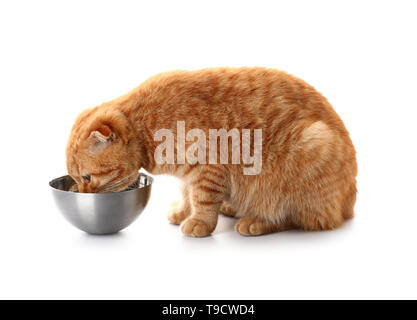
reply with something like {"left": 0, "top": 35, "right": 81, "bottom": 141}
{"left": 49, "top": 173, "right": 153, "bottom": 235}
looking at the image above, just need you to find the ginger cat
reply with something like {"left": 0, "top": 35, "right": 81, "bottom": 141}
{"left": 66, "top": 67, "right": 357, "bottom": 237}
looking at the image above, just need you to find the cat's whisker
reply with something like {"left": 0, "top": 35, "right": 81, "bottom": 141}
{"left": 97, "top": 172, "right": 139, "bottom": 193}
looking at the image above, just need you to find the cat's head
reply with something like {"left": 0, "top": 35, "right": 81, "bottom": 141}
{"left": 66, "top": 107, "right": 140, "bottom": 193}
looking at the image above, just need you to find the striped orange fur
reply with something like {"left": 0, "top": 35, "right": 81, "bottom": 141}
{"left": 66, "top": 67, "right": 357, "bottom": 237}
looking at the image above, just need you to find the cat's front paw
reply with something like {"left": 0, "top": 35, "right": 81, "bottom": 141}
{"left": 167, "top": 200, "right": 190, "bottom": 225}
{"left": 181, "top": 218, "right": 213, "bottom": 237}
{"left": 220, "top": 201, "right": 236, "bottom": 217}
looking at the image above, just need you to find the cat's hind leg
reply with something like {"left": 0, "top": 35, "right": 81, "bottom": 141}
{"left": 235, "top": 216, "right": 296, "bottom": 236}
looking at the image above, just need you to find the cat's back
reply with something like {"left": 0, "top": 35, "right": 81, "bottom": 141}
{"left": 142, "top": 67, "right": 304, "bottom": 105}
{"left": 140, "top": 67, "right": 344, "bottom": 135}
{"left": 142, "top": 67, "right": 332, "bottom": 115}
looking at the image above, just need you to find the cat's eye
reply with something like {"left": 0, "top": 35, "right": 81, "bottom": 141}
{"left": 82, "top": 174, "right": 91, "bottom": 183}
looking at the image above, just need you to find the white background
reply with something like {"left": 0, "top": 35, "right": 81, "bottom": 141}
{"left": 0, "top": 0, "right": 416, "bottom": 299}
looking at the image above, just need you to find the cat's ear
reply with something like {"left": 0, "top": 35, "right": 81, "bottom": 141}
{"left": 87, "top": 125, "right": 115, "bottom": 155}
{"left": 90, "top": 125, "right": 114, "bottom": 142}
{"left": 86, "top": 110, "right": 132, "bottom": 152}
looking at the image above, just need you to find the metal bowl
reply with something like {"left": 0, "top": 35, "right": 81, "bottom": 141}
{"left": 49, "top": 173, "right": 153, "bottom": 234}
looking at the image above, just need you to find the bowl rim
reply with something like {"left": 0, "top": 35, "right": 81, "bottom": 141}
{"left": 49, "top": 173, "right": 153, "bottom": 195}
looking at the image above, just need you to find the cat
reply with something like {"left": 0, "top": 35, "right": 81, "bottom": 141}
{"left": 66, "top": 67, "right": 357, "bottom": 237}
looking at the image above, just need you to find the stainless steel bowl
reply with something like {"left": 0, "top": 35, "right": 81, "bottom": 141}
{"left": 49, "top": 173, "right": 153, "bottom": 234}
